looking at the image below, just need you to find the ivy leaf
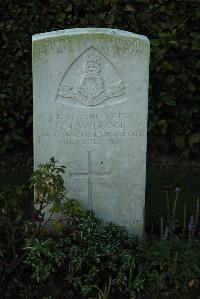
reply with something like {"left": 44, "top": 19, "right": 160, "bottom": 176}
{"left": 151, "top": 39, "right": 160, "bottom": 47}
{"left": 195, "top": 60, "right": 200, "bottom": 68}
{"left": 161, "top": 95, "right": 176, "bottom": 106}
{"left": 189, "top": 83, "right": 195, "bottom": 92}
{"left": 188, "top": 279, "right": 194, "bottom": 288}
{"left": 105, "top": 14, "right": 115, "bottom": 25}
{"left": 124, "top": 4, "right": 135, "bottom": 12}
{"left": 189, "top": 132, "right": 200, "bottom": 147}
{"left": 174, "top": 135, "right": 185, "bottom": 150}
{"left": 56, "top": 13, "right": 65, "bottom": 22}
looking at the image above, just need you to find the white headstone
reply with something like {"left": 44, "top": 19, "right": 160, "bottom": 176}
{"left": 33, "top": 28, "right": 150, "bottom": 236}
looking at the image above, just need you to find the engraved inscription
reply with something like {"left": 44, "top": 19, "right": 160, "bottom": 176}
{"left": 36, "top": 112, "right": 145, "bottom": 146}
{"left": 57, "top": 46, "right": 125, "bottom": 106}
{"left": 35, "top": 34, "right": 145, "bottom": 57}
{"left": 70, "top": 151, "right": 111, "bottom": 210}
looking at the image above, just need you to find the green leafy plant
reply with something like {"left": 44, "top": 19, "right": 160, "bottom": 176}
{"left": 30, "top": 157, "right": 66, "bottom": 226}
{"left": 161, "top": 188, "right": 199, "bottom": 241}
{"left": 0, "top": 184, "right": 33, "bottom": 298}
{"left": 140, "top": 239, "right": 200, "bottom": 298}
{"left": 30, "top": 157, "right": 66, "bottom": 206}
{"left": 24, "top": 237, "right": 66, "bottom": 283}
{"left": 1, "top": 158, "right": 199, "bottom": 298}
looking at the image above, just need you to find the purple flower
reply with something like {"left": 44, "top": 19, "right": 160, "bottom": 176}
{"left": 162, "top": 226, "right": 169, "bottom": 241}
{"left": 188, "top": 215, "right": 194, "bottom": 232}
{"left": 175, "top": 187, "right": 181, "bottom": 193}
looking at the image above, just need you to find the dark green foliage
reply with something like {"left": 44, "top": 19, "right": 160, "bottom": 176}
{"left": 30, "top": 157, "right": 66, "bottom": 212}
{"left": 24, "top": 209, "right": 145, "bottom": 298}
{"left": 1, "top": 0, "right": 200, "bottom": 155}
{"left": 141, "top": 239, "right": 200, "bottom": 298}
{"left": 145, "top": 166, "right": 200, "bottom": 232}
{"left": 1, "top": 196, "right": 199, "bottom": 298}
{"left": 0, "top": 185, "right": 33, "bottom": 298}
{"left": 0, "top": 158, "right": 199, "bottom": 298}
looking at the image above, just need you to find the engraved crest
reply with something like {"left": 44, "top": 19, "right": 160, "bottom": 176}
{"left": 79, "top": 54, "right": 104, "bottom": 99}
{"left": 57, "top": 47, "right": 125, "bottom": 106}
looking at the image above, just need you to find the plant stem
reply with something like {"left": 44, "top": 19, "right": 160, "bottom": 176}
{"left": 182, "top": 202, "right": 187, "bottom": 236}
{"left": 192, "top": 196, "right": 199, "bottom": 238}
{"left": 165, "top": 191, "right": 170, "bottom": 225}
{"left": 160, "top": 217, "right": 164, "bottom": 240}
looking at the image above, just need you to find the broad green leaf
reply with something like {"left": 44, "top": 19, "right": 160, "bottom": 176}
{"left": 189, "top": 132, "right": 200, "bottom": 147}
{"left": 151, "top": 39, "right": 160, "bottom": 47}
{"left": 174, "top": 135, "right": 185, "bottom": 150}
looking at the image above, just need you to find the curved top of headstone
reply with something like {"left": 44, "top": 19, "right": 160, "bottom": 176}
{"left": 32, "top": 28, "right": 149, "bottom": 43}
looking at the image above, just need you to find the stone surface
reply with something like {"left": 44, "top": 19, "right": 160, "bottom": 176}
{"left": 33, "top": 28, "right": 150, "bottom": 236}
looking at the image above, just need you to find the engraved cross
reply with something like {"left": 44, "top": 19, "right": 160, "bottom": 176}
{"left": 69, "top": 151, "right": 111, "bottom": 210}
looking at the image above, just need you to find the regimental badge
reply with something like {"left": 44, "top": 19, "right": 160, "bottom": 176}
{"left": 79, "top": 53, "right": 104, "bottom": 99}
{"left": 57, "top": 46, "right": 125, "bottom": 106}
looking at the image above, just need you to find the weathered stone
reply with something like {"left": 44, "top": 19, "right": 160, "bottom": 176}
{"left": 33, "top": 28, "right": 150, "bottom": 236}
